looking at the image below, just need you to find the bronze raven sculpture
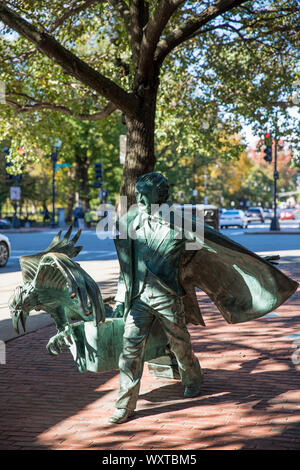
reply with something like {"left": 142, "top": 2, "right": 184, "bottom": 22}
{"left": 8, "top": 227, "right": 105, "bottom": 355}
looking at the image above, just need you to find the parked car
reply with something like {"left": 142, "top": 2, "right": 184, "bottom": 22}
{"left": 263, "top": 209, "right": 273, "bottom": 220}
{"left": 280, "top": 209, "right": 295, "bottom": 220}
{"left": 0, "top": 218, "right": 12, "bottom": 229}
{"left": 219, "top": 210, "right": 248, "bottom": 229}
{"left": 0, "top": 233, "right": 11, "bottom": 267}
{"left": 246, "top": 207, "right": 265, "bottom": 223}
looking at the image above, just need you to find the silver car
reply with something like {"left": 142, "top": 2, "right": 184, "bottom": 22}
{"left": 219, "top": 209, "right": 248, "bottom": 229}
{"left": 246, "top": 207, "right": 265, "bottom": 223}
{"left": 0, "top": 233, "right": 11, "bottom": 267}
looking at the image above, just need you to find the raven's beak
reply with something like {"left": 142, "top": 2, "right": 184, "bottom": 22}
{"left": 11, "top": 310, "right": 27, "bottom": 334}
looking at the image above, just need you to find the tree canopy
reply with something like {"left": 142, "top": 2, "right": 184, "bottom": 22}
{"left": 0, "top": 1, "right": 299, "bottom": 201}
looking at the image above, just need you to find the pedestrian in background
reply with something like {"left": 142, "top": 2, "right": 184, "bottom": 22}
{"left": 85, "top": 209, "right": 93, "bottom": 229}
{"left": 73, "top": 202, "right": 85, "bottom": 229}
{"left": 43, "top": 206, "right": 50, "bottom": 226}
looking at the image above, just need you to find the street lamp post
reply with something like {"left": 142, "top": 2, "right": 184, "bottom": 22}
{"left": 270, "top": 137, "right": 280, "bottom": 231}
{"left": 192, "top": 157, "right": 197, "bottom": 204}
{"left": 50, "top": 140, "right": 61, "bottom": 228}
{"left": 203, "top": 173, "right": 208, "bottom": 204}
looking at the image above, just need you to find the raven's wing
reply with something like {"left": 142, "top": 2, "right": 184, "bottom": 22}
{"left": 33, "top": 252, "right": 105, "bottom": 324}
{"left": 20, "top": 226, "right": 83, "bottom": 283}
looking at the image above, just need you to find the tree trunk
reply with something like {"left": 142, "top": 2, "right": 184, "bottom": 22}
{"left": 120, "top": 81, "right": 159, "bottom": 205}
{"left": 75, "top": 151, "right": 90, "bottom": 211}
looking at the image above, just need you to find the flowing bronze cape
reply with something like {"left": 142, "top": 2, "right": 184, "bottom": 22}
{"left": 115, "top": 206, "right": 298, "bottom": 327}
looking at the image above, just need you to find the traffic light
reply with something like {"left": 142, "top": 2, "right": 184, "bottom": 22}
{"left": 3, "top": 148, "right": 12, "bottom": 181}
{"left": 95, "top": 162, "right": 103, "bottom": 179}
{"left": 263, "top": 133, "right": 272, "bottom": 163}
{"left": 93, "top": 162, "right": 103, "bottom": 188}
{"left": 2, "top": 147, "right": 23, "bottom": 183}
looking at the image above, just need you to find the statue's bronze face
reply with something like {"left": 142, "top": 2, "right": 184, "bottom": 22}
{"left": 135, "top": 181, "right": 160, "bottom": 214}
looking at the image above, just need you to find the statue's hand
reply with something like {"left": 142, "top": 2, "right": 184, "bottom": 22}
{"left": 46, "top": 325, "right": 73, "bottom": 356}
{"left": 113, "top": 302, "right": 125, "bottom": 318}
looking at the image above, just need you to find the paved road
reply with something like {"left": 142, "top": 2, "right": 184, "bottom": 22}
{"left": 2, "top": 220, "right": 300, "bottom": 273}
{"left": 3, "top": 228, "right": 117, "bottom": 273}
{"left": 220, "top": 221, "right": 300, "bottom": 263}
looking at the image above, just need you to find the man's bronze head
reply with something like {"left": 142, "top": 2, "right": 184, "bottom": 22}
{"left": 135, "top": 172, "right": 169, "bottom": 213}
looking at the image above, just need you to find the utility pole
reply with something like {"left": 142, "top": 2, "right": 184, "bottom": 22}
{"left": 50, "top": 149, "right": 57, "bottom": 228}
{"left": 192, "top": 157, "right": 197, "bottom": 204}
{"left": 50, "top": 140, "right": 61, "bottom": 228}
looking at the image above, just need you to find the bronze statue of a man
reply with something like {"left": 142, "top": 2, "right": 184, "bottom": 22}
{"left": 110, "top": 172, "right": 203, "bottom": 423}
{"left": 109, "top": 172, "right": 298, "bottom": 424}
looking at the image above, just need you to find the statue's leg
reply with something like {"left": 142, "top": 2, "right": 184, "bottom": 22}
{"left": 153, "top": 296, "right": 203, "bottom": 392}
{"left": 115, "top": 299, "right": 155, "bottom": 413}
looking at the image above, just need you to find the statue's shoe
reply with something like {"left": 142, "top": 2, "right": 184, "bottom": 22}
{"left": 184, "top": 385, "right": 202, "bottom": 398}
{"left": 108, "top": 408, "right": 135, "bottom": 424}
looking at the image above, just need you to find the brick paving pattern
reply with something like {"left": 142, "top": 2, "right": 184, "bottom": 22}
{"left": 0, "top": 263, "right": 299, "bottom": 450}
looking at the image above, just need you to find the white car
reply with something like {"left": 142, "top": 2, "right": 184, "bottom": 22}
{"left": 0, "top": 233, "right": 11, "bottom": 267}
{"left": 220, "top": 210, "right": 248, "bottom": 229}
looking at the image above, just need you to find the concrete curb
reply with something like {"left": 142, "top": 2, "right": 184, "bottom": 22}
{"left": 1, "top": 227, "right": 67, "bottom": 234}
{"left": 244, "top": 230, "right": 300, "bottom": 235}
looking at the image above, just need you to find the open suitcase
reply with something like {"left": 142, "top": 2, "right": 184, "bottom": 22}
{"left": 68, "top": 317, "right": 180, "bottom": 379}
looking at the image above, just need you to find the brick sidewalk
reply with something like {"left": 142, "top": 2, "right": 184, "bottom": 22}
{"left": 0, "top": 263, "right": 299, "bottom": 450}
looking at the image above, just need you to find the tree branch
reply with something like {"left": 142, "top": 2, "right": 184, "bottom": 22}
{"left": 129, "top": 0, "right": 148, "bottom": 66}
{"left": 48, "top": 0, "right": 100, "bottom": 33}
{"left": 155, "top": 0, "right": 248, "bottom": 64}
{"left": 138, "top": 0, "right": 185, "bottom": 80}
{"left": 0, "top": 2, "right": 139, "bottom": 117}
{"left": 241, "top": 5, "right": 300, "bottom": 15}
{"left": 5, "top": 95, "right": 117, "bottom": 121}
{"left": 266, "top": 101, "right": 296, "bottom": 110}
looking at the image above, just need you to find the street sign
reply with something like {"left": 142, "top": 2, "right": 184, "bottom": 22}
{"left": 55, "top": 163, "right": 71, "bottom": 172}
{"left": 120, "top": 135, "right": 127, "bottom": 164}
{"left": 10, "top": 186, "right": 21, "bottom": 201}
{"left": 55, "top": 163, "right": 71, "bottom": 168}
